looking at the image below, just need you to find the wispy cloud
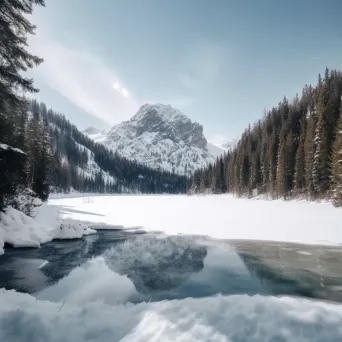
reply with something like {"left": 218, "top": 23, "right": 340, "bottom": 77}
{"left": 29, "top": 35, "right": 138, "bottom": 125}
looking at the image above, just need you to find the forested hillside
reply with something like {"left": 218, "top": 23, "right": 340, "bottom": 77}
{"left": 1, "top": 98, "right": 187, "bottom": 211}
{"left": 189, "top": 68, "right": 342, "bottom": 207}
{"left": 43, "top": 101, "right": 187, "bottom": 194}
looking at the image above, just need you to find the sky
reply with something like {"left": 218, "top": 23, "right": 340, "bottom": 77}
{"left": 28, "top": 0, "right": 342, "bottom": 143}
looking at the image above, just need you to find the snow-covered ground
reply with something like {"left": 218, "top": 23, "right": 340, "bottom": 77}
{"left": 50, "top": 194, "right": 342, "bottom": 246}
{"left": 1, "top": 193, "right": 341, "bottom": 255}
{"left": 0, "top": 205, "right": 96, "bottom": 256}
{"left": 1, "top": 285, "right": 342, "bottom": 342}
{"left": 1, "top": 194, "right": 342, "bottom": 341}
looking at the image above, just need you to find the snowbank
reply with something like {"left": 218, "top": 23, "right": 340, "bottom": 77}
{"left": 0, "top": 205, "right": 96, "bottom": 256}
{"left": 0, "top": 288, "right": 341, "bottom": 342}
{"left": 50, "top": 194, "right": 342, "bottom": 246}
{"left": 0, "top": 207, "right": 52, "bottom": 255}
{"left": 51, "top": 221, "right": 96, "bottom": 240}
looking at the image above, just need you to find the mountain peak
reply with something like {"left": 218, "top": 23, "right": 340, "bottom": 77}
{"left": 89, "top": 103, "right": 217, "bottom": 175}
{"left": 133, "top": 103, "right": 188, "bottom": 124}
{"left": 108, "top": 103, "right": 207, "bottom": 150}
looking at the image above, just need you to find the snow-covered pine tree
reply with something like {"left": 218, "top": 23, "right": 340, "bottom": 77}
{"left": 294, "top": 122, "right": 306, "bottom": 193}
{"left": 35, "top": 115, "right": 52, "bottom": 201}
{"left": 331, "top": 107, "right": 342, "bottom": 206}
{"left": 0, "top": 0, "right": 44, "bottom": 107}
{"left": 312, "top": 82, "right": 331, "bottom": 196}
{"left": 219, "top": 156, "right": 226, "bottom": 193}
{"left": 276, "top": 139, "right": 286, "bottom": 199}
{"left": 26, "top": 101, "right": 42, "bottom": 191}
{"left": 304, "top": 110, "right": 316, "bottom": 198}
{"left": 0, "top": 0, "right": 44, "bottom": 211}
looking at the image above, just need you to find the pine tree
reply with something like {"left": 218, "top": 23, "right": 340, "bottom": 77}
{"left": 294, "top": 123, "right": 306, "bottom": 192}
{"left": 267, "top": 132, "right": 278, "bottom": 197}
{"left": 331, "top": 108, "right": 342, "bottom": 206}
{"left": 284, "top": 131, "right": 295, "bottom": 193}
{"left": 304, "top": 112, "right": 315, "bottom": 197}
{"left": 26, "top": 100, "right": 41, "bottom": 190}
{"left": 0, "top": 0, "right": 45, "bottom": 108}
{"left": 210, "top": 161, "right": 221, "bottom": 194}
{"left": 276, "top": 139, "right": 286, "bottom": 198}
{"left": 312, "top": 82, "right": 331, "bottom": 196}
{"left": 35, "top": 116, "right": 52, "bottom": 200}
{"left": 219, "top": 156, "right": 226, "bottom": 193}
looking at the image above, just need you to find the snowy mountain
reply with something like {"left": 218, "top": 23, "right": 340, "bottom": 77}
{"left": 84, "top": 104, "right": 224, "bottom": 175}
{"left": 46, "top": 111, "right": 186, "bottom": 194}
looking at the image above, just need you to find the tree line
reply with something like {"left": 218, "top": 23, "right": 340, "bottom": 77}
{"left": 0, "top": 0, "right": 46, "bottom": 211}
{"left": 189, "top": 68, "right": 342, "bottom": 207}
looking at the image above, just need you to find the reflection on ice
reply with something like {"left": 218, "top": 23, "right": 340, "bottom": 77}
{"left": 104, "top": 235, "right": 207, "bottom": 294}
{"left": 36, "top": 257, "right": 136, "bottom": 305}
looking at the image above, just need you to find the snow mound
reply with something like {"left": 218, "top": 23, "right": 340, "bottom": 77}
{"left": 0, "top": 289, "right": 341, "bottom": 342}
{"left": 0, "top": 207, "right": 52, "bottom": 255}
{"left": 51, "top": 220, "right": 96, "bottom": 240}
{"left": 0, "top": 206, "right": 96, "bottom": 256}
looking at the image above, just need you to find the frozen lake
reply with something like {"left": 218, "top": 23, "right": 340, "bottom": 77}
{"left": 1, "top": 230, "right": 341, "bottom": 303}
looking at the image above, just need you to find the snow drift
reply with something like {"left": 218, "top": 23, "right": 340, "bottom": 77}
{"left": 0, "top": 288, "right": 341, "bottom": 342}
{"left": 0, "top": 205, "right": 95, "bottom": 256}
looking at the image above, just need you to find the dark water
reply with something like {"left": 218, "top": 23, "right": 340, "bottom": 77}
{"left": 0, "top": 230, "right": 341, "bottom": 303}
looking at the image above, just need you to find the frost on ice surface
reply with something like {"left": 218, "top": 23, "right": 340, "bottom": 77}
{"left": 1, "top": 288, "right": 342, "bottom": 342}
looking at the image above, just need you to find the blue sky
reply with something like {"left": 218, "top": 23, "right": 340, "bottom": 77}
{"left": 29, "top": 0, "right": 342, "bottom": 142}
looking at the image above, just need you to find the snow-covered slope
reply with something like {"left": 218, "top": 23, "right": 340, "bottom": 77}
{"left": 84, "top": 104, "right": 219, "bottom": 175}
{"left": 73, "top": 142, "right": 116, "bottom": 186}
{"left": 51, "top": 124, "right": 130, "bottom": 192}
